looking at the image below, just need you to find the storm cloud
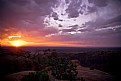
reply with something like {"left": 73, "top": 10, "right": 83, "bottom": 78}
{"left": 0, "top": 0, "right": 121, "bottom": 46}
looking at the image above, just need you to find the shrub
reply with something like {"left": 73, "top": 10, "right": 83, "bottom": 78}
{"left": 49, "top": 57, "right": 78, "bottom": 81}
{"left": 21, "top": 71, "right": 49, "bottom": 81}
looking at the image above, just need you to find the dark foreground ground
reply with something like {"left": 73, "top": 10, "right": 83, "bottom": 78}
{"left": 0, "top": 46, "right": 121, "bottom": 81}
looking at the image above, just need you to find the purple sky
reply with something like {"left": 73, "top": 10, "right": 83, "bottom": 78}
{"left": 0, "top": 0, "right": 121, "bottom": 47}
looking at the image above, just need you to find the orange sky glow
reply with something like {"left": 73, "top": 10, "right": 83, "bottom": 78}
{"left": 1, "top": 34, "right": 93, "bottom": 47}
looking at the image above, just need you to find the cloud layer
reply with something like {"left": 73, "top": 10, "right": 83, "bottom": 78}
{"left": 0, "top": 0, "right": 121, "bottom": 46}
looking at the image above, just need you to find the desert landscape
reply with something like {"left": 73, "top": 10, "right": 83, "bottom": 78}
{"left": 0, "top": 47, "right": 121, "bottom": 81}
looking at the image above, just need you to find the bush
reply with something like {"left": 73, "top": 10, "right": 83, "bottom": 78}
{"left": 49, "top": 57, "right": 78, "bottom": 80}
{"left": 21, "top": 71, "right": 49, "bottom": 81}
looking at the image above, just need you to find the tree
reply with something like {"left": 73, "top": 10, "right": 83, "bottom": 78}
{"left": 21, "top": 71, "right": 49, "bottom": 81}
{"left": 49, "top": 57, "right": 78, "bottom": 81}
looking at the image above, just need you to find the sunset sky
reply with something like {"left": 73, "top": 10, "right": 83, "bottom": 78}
{"left": 0, "top": 0, "right": 121, "bottom": 47}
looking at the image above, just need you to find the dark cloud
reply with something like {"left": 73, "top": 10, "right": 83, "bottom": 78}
{"left": 78, "top": 28, "right": 93, "bottom": 32}
{"left": 65, "top": 0, "right": 70, "bottom": 4}
{"left": 62, "top": 28, "right": 76, "bottom": 32}
{"left": 105, "top": 15, "right": 121, "bottom": 25}
{"left": 87, "top": 6, "right": 97, "bottom": 13}
{"left": 0, "top": 0, "right": 55, "bottom": 23}
{"left": 43, "top": 27, "right": 58, "bottom": 35}
{"left": 34, "top": 0, "right": 57, "bottom": 5}
{"left": 61, "top": 25, "right": 78, "bottom": 33}
{"left": 65, "top": 0, "right": 108, "bottom": 18}
{"left": 89, "top": 0, "right": 108, "bottom": 7}
{"left": 66, "top": 0, "right": 82, "bottom": 18}
{"left": 68, "top": 25, "right": 78, "bottom": 29}
{"left": 58, "top": 24, "right": 63, "bottom": 27}
{"left": 67, "top": 9, "right": 79, "bottom": 18}
{"left": 90, "top": 20, "right": 107, "bottom": 27}
{"left": 52, "top": 12, "right": 58, "bottom": 20}
{"left": 34, "top": 0, "right": 50, "bottom": 4}
{"left": 84, "top": 14, "right": 121, "bottom": 30}
{"left": 0, "top": 0, "right": 121, "bottom": 46}
{"left": 0, "top": 0, "right": 54, "bottom": 37}
{"left": 49, "top": 29, "right": 121, "bottom": 46}
{"left": 9, "top": 0, "right": 30, "bottom": 6}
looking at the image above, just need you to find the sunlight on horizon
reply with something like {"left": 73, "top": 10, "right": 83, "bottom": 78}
{"left": 8, "top": 40, "right": 27, "bottom": 47}
{"left": 7, "top": 35, "right": 27, "bottom": 47}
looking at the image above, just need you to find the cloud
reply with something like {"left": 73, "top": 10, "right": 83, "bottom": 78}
{"left": 67, "top": 9, "right": 79, "bottom": 18}
{"left": 0, "top": 0, "right": 54, "bottom": 37}
{"left": 78, "top": 28, "right": 93, "bottom": 32}
{"left": 0, "top": 0, "right": 54, "bottom": 26}
{"left": 89, "top": 0, "right": 108, "bottom": 7}
{"left": 62, "top": 28, "right": 76, "bottom": 33}
{"left": 51, "top": 12, "right": 59, "bottom": 20}
{"left": 9, "top": 0, "right": 30, "bottom": 6}
{"left": 0, "top": 0, "right": 121, "bottom": 46}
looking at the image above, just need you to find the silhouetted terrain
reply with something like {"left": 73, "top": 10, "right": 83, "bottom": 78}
{"left": 0, "top": 46, "right": 121, "bottom": 81}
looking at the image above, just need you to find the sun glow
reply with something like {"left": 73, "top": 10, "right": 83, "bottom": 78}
{"left": 8, "top": 35, "right": 27, "bottom": 47}
{"left": 9, "top": 40, "right": 27, "bottom": 47}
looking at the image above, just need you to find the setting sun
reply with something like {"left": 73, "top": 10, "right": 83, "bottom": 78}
{"left": 7, "top": 35, "right": 27, "bottom": 47}
{"left": 9, "top": 40, "right": 27, "bottom": 47}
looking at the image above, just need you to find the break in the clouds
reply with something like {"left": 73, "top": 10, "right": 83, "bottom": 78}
{"left": 0, "top": 0, "right": 121, "bottom": 47}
